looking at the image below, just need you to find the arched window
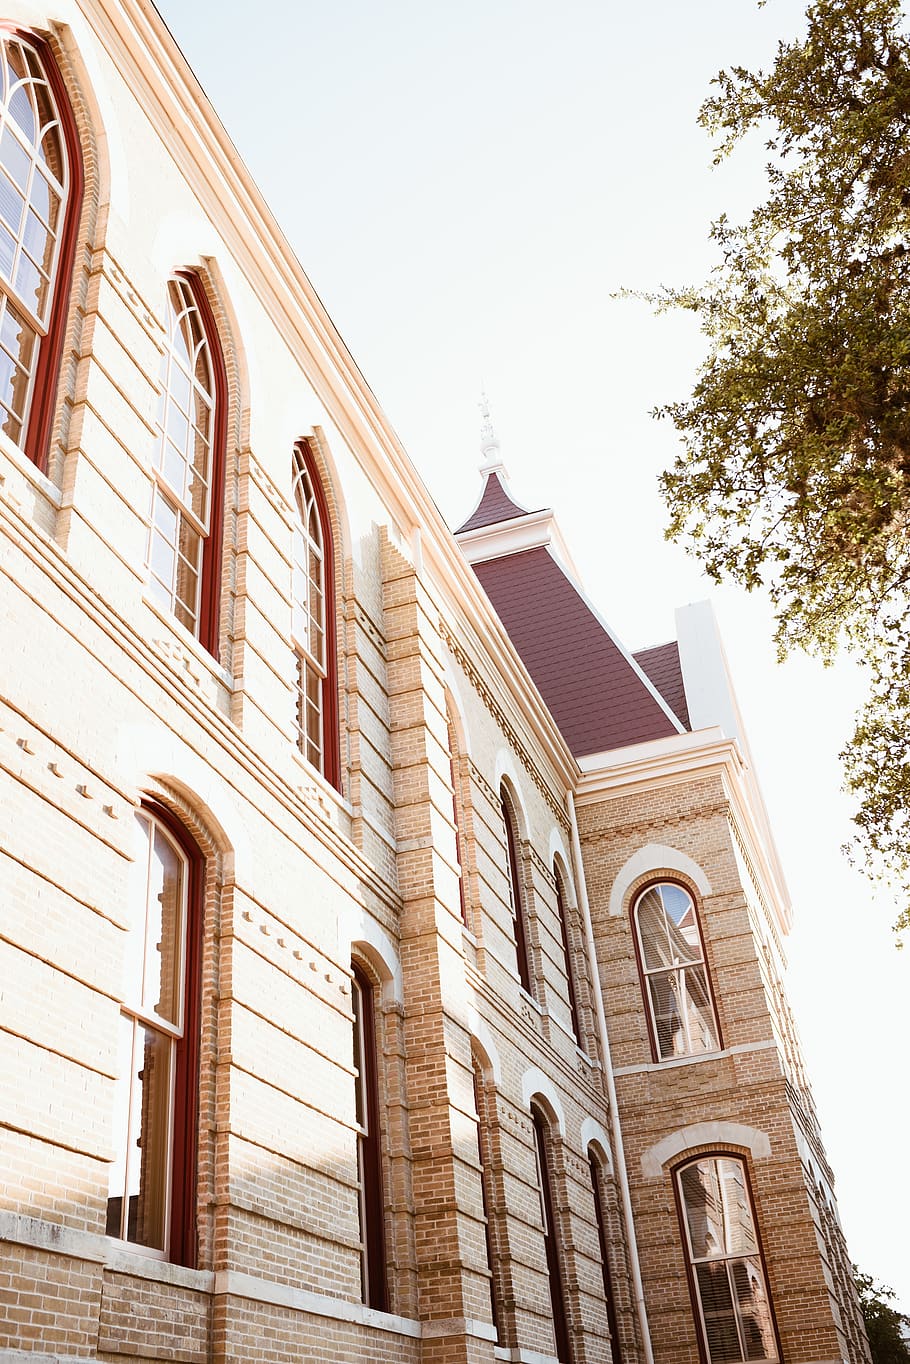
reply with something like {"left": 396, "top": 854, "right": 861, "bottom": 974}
{"left": 292, "top": 440, "right": 339, "bottom": 788}
{"left": 446, "top": 704, "right": 466, "bottom": 924}
{"left": 675, "top": 1155, "right": 780, "bottom": 1363}
{"left": 0, "top": 28, "right": 82, "bottom": 469}
{"left": 554, "top": 862, "right": 581, "bottom": 1043}
{"left": 351, "top": 962, "right": 387, "bottom": 1311}
{"left": 147, "top": 274, "right": 227, "bottom": 657}
{"left": 588, "top": 1146, "right": 622, "bottom": 1362}
{"left": 471, "top": 1055, "right": 501, "bottom": 1340}
{"left": 501, "top": 784, "right": 531, "bottom": 994}
{"left": 633, "top": 881, "right": 720, "bottom": 1061}
{"left": 107, "top": 806, "right": 202, "bottom": 1266}
{"left": 531, "top": 1105, "right": 572, "bottom": 1363}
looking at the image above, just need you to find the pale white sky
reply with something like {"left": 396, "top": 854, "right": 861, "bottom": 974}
{"left": 155, "top": 0, "right": 910, "bottom": 1312}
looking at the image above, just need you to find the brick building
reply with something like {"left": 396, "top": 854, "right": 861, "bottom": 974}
{"left": 0, "top": 3, "right": 869, "bottom": 1362}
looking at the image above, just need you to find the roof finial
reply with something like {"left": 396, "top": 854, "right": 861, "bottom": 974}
{"left": 479, "top": 387, "right": 501, "bottom": 466}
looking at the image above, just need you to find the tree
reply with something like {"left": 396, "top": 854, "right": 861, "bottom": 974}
{"left": 854, "top": 1268, "right": 910, "bottom": 1362}
{"left": 647, "top": 0, "right": 910, "bottom": 933}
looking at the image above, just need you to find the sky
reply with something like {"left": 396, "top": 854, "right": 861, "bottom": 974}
{"left": 154, "top": 0, "right": 910, "bottom": 1313}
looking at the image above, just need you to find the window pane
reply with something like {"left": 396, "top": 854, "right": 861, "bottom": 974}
{"left": 8, "top": 82, "right": 36, "bottom": 143}
{"left": 160, "top": 436, "right": 186, "bottom": 498}
{"left": 732, "top": 1258, "right": 777, "bottom": 1360}
{"left": 168, "top": 358, "right": 191, "bottom": 414}
{"left": 637, "top": 891, "right": 671, "bottom": 969}
{"left": 0, "top": 164, "right": 24, "bottom": 232}
{"left": 681, "top": 1160, "right": 726, "bottom": 1258}
{"left": 0, "top": 222, "right": 15, "bottom": 280}
{"left": 14, "top": 250, "right": 44, "bottom": 315}
{"left": 165, "top": 397, "right": 189, "bottom": 455}
{"left": 352, "top": 977, "right": 365, "bottom": 1129}
{"left": 718, "top": 1160, "right": 758, "bottom": 1255}
{"left": 153, "top": 485, "right": 179, "bottom": 545}
{"left": 175, "top": 517, "right": 201, "bottom": 627}
{"left": 127, "top": 1024, "right": 172, "bottom": 1251}
{"left": 683, "top": 965, "right": 720, "bottom": 1053}
{"left": 696, "top": 1262, "right": 742, "bottom": 1362}
{"left": 145, "top": 824, "right": 185, "bottom": 1025}
{"left": 0, "top": 302, "right": 34, "bottom": 369}
{"left": 106, "top": 1013, "right": 135, "bottom": 1238}
{"left": 649, "top": 970, "right": 683, "bottom": 1059}
{"left": 22, "top": 207, "right": 50, "bottom": 268}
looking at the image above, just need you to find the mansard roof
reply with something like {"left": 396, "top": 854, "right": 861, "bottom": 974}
{"left": 470, "top": 546, "right": 683, "bottom": 756}
{"left": 634, "top": 641, "right": 691, "bottom": 731}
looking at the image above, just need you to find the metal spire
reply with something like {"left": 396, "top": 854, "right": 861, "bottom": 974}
{"left": 479, "top": 387, "right": 501, "bottom": 466}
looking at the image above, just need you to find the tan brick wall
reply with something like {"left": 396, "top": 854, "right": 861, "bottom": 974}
{"left": 0, "top": 5, "right": 868, "bottom": 1364}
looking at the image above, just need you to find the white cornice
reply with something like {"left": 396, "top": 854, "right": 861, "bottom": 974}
{"left": 456, "top": 507, "right": 557, "bottom": 564}
{"left": 576, "top": 726, "right": 734, "bottom": 795}
{"left": 577, "top": 728, "right": 793, "bottom": 937}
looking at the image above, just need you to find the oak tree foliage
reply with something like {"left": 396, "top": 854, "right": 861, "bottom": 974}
{"left": 650, "top": 0, "right": 910, "bottom": 932}
{"left": 854, "top": 1268, "right": 910, "bottom": 1362}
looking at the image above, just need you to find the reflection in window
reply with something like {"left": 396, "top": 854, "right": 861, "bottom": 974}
{"left": 532, "top": 1106, "right": 572, "bottom": 1363}
{"left": 107, "top": 810, "right": 190, "bottom": 1255}
{"left": 148, "top": 277, "right": 217, "bottom": 640}
{"left": 472, "top": 1058, "right": 501, "bottom": 1340}
{"left": 634, "top": 882, "right": 719, "bottom": 1060}
{"left": 554, "top": 865, "right": 581, "bottom": 1043}
{"left": 677, "top": 1156, "right": 778, "bottom": 1363}
{"left": 588, "top": 1149, "right": 623, "bottom": 1361}
{"left": 352, "top": 963, "right": 387, "bottom": 1311}
{"left": 446, "top": 706, "right": 467, "bottom": 923}
{"left": 501, "top": 786, "right": 531, "bottom": 994}
{"left": 0, "top": 32, "right": 70, "bottom": 451}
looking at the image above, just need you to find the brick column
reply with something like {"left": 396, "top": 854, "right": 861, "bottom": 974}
{"left": 381, "top": 533, "right": 496, "bottom": 1364}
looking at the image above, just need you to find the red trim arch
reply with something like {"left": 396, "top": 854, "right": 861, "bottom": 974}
{"left": 182, "top": 272, "right": 228, "bottom": 661}
{"left": 292, "top": 438, "right": 341, "bottom": 791}
{"left": 0, "top": 26, "right": 84, "bottom": 472}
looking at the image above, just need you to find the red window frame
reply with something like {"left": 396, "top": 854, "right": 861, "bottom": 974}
{"left": 292, "top": 439, "right": 340, "bottom": 791}
{"left": 0, "top": 26, "right": 84, "bottom": 473}
{"left": 672, "top": 1152, "right": 782, "bottom": 1364}
{"left": 630, "top": 878, "right": 722, "bottom": 1063}
{"left": 352, "top": 961, "right": 388, "bottom": 1312}
{"left": 532, "top": 1106, "right": 572, "bottom": 1363}
{"left": 554, "top": 866, "right": 581, "bottom": 1043}
{"left": 155, "top": 272, "right": 227, "bottom": 660}
{"left": 472, "top": 1060, "right": 501, "bottom": 1341}
{"left": 501, "top": 786, "right": 532, "bottom": 994}
{"left": 106, "top": 802, "right": 203, "bottom": 1268}
{"left": 446, "top": 707, "right": 467, "bottom": 924}
{"left": 588, "top": 1148, "right": 623, "bottom": 1362}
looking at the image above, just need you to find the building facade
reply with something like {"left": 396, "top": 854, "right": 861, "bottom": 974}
{"left": 0, "top": 4, "right": 869, "bottom": 1362}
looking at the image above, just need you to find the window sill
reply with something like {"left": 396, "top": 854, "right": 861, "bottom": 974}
{"left": 103, "top": 1238, "right": 214, "bottom": 1292}
{"left": 142, "top": 590, "right": 235, "bottom": 694}
{"left": 613, "top": 1037, "right": 777, "bottom": 1077}
{"left": 0, "top": 429, "right": 62, "bottom": 506}
{"left": 0, "top": 1213, "right": 213, "bottom": 1294}
{"left": 291, "top": 744, "right": 352, "bottom": 819}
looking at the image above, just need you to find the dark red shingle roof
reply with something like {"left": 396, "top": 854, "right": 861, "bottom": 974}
{"left": 456, "top": 472, "right": 536, "bottom": 533}
{"left": 473, "top": 548, "right": 680, "bottom": 756}
{"left": 634, "top": 641, "right": 690, "bottom": 730}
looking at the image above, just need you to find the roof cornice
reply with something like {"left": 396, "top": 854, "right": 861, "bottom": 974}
{"left": 576, "top": 728, "right": 793, "bottom": 936}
